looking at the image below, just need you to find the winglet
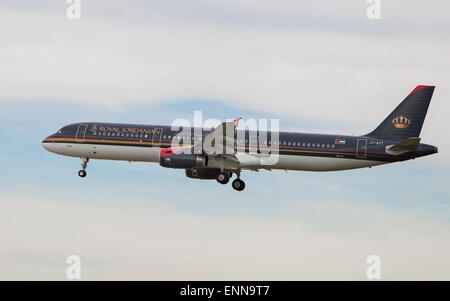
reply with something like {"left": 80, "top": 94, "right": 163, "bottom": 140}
{"left": 232, "top": 117, "right": 242, "bottom": 127}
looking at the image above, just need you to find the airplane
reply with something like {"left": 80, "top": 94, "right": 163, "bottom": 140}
{"left": 42, "top": 85, "right": 438, "bottom": 191}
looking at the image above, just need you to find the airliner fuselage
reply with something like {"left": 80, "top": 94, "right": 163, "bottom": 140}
{"left": 42, "top": 85, "right": 438, "bottom": 191}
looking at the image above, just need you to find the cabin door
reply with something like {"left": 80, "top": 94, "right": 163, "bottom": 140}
{"left": 250, "top": 134, "right": 259, "bottom": 154}
{"left": 75, "top": 124, "right": 88, "bottom": 142}
{"left": 152, "top": 128, "right": 163, "bottom": 146}
{"left": 356, "top": 138, "right": 367, "bottom": 158}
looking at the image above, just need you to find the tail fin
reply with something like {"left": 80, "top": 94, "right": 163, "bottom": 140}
{"left": 366, "top": 85, "right": 435, "bottom": 140}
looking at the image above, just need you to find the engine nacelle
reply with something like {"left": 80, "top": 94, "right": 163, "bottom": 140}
{"left": 185, "top": 168, "right": 221, "bottom": 180}
{"left": 159, "top": 148, "right": 207, "bottom": 169}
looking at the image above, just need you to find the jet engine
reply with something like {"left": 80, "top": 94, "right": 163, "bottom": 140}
{"left": 159, "top": 148, "right": 207, "bottom": 169}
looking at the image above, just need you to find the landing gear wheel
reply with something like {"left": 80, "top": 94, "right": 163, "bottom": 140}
{"left": 216, "top": 171, "right": 230, "bottom": 185}
{"left": 232, "top": 179, "right": 245, "bottom": 191}
{"left": 78, "top": 157, "right": 89, "bottom": 178}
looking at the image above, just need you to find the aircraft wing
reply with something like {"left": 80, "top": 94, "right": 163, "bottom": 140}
{"left": 192, "top": 117, "right": 278, "bottom": 170}
{"left": 195, "top": 117, "right": 242, "bottom": 156}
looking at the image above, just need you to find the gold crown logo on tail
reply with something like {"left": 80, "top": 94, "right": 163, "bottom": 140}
{"left": 392, "top": 115, "right": 410, "bottom": 129}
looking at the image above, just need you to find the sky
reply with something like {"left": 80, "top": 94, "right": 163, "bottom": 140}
{"left": 0, "top": 0, "right": 449, "bottom": 280}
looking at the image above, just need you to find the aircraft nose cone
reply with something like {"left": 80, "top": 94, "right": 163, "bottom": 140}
{"left": 434, "top": 146, "right": 438, "bottom": 153}
{"left": 42, "top": 136, "right": 55, "bottom": 153}
{"left": 42, "top": 139, "right": 50, "bottom": 151}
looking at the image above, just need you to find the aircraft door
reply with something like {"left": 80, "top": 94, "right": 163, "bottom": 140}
{"left": 356, "top": 138, "right": 367, "bottom": 158}
{"left": 152, "top": 128, "right": 163, "bottom": 146}
{"left": 75, "top": 124, "right": 88, "bottom": 142}
{"left": 249, "top": 134, "right": 259, "bottom": 154}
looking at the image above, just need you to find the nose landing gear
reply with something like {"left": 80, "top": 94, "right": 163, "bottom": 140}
{"left": 78, "top": 157, "right": 89, "bottom": 178}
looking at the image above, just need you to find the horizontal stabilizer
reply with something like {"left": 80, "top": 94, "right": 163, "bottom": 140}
{"left": 386, "top": 137, "right": 421, "bottom": 155}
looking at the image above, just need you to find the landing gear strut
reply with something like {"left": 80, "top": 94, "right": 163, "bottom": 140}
{"left": 78, "top": 157, "right": 89, "bottom": 178}
{"left": 216, "top": 171, "right": 230, "bottom": 185}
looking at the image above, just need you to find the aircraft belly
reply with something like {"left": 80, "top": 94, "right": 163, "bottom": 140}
{"left": 241, "top": 154, "right": 386, "bottom": 171}
{"left": 274, "top": 154, "right": 385, "bottom": 171}
{"left": 47, "top": 143, "right": 386, "bottom": 171}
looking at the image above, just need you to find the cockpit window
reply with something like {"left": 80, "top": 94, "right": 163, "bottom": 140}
{"left": 56, "top": 126, "right": 70, "bottom": 135}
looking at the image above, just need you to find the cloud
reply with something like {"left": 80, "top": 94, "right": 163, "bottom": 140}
{"left": 1, "top": 2, "right": 449, "bottom": 163}
{"left": 1, "top": 2, "right": 449, "bottom": 122}
{"left": 0, "top": 194, "right": 449, "bottom": 280}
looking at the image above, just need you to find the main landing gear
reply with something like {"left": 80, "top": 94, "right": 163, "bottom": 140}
{"left": 216, "top": 171, "right": 230, "bottom": 185}
{"left": 232, "top": 178, "right": 245, "bottom": 191}
{"left": 219, "top": 169, "right": 245, "bottom": 191}
{"left": 78, "top": 157, "right": 89, "bottom": 178}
